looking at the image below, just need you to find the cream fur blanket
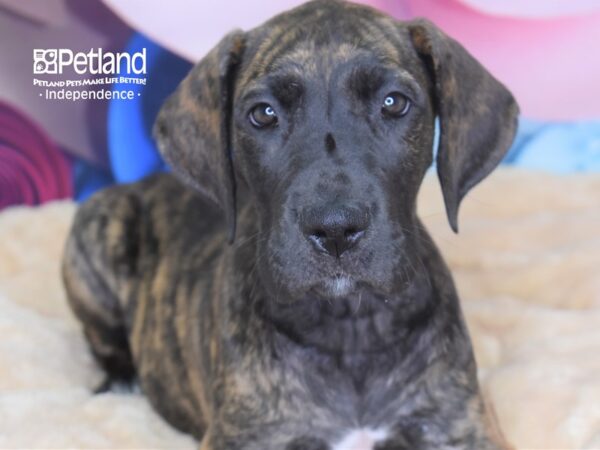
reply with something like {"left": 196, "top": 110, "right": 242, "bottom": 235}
{"left": 1, "top": 169, "right": 599, "bottom": 449}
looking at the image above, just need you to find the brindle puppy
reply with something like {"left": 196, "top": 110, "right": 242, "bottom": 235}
{"left": 62, "top": 1, "right": 518, "bottom": 448}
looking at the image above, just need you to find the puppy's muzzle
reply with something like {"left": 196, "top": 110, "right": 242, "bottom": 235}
{"left": 300, "top": 204, "right": 370, "bottom": 258}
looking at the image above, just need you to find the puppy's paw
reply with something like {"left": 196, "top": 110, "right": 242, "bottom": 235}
{"left": 93, "top": 376, "right": 140, "bottom": 395}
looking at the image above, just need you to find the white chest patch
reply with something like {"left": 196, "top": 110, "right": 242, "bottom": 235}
{"left": 332, "top": 428, "right": 389, "bottom": 450}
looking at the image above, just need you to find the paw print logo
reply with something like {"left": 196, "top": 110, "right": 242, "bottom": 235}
{"left": 33, "top": 49, "right": 58, "bottom": 74}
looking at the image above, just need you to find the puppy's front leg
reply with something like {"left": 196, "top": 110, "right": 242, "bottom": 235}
{"left": 198, "top": 428, "right": 216, "bottom": 450}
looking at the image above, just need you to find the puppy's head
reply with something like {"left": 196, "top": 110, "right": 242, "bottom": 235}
{"left": 154, "top": 0, "right": 518, "bottom": 302}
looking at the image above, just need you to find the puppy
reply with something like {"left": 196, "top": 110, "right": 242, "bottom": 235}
{"left": 62, "top": 1, "right": 518, "bottom": 449}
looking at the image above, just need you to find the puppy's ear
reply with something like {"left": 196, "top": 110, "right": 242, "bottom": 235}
{"left": 408, "top": 20, "right": 519, "bottom": 232}
{"left": 153, "top": 30, "right": 245, "bottom": 242}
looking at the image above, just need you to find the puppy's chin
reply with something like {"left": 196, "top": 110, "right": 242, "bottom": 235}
{"left": 312, "top": 275, "right": 356, "bottom": 299}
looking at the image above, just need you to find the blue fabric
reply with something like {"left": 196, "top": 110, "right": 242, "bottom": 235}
{"left": 432, "top": 118, "right": 600, "bottom": 172}
{"left": 107, "top": 33, "right": 192, "bottom": 184}
{"left": 504, "top": 119, "right": 600, "bottom": 172}
{"left": 73, "top": 158, "right": 113, "bottom": 201}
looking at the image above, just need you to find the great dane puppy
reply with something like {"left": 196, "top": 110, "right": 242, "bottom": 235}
{"left": 62, "top": 1, "right": 518, "bottom": 448}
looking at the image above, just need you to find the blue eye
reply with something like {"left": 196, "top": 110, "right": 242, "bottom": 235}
{"left": 249, "top": 103, "right": 278, "bottom": 128}
{"left": 382, "top": 92, "right": 410, "bottom": 117}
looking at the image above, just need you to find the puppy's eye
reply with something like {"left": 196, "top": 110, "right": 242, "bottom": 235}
{"left": 381, "top": 92, "right": 410, "bottom": 117}
{"left": 249, "top": 103, "right": 278, "bottom": 128}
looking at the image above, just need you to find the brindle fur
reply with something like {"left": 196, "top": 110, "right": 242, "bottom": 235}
{"left": 62, "top": 1, "right": 518, "bottom": 449}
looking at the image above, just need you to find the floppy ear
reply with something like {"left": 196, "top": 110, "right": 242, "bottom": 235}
{"left": 153, "top": 30, "right": 245, "bottom": 242}
{"left": 408, "top": 19, "right": 519, "bottom": 232}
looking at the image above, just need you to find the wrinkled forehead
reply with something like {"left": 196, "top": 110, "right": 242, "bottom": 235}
{"left": 237, "top": 1, "right": 423, "bottom": 92}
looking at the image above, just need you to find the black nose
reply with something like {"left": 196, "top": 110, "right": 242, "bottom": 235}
{"left": 301, "top": 205, "right": 369, "bottom": 258}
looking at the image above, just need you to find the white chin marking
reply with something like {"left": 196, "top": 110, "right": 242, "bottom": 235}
{"left": 332, "top": 428, "right": 389, "bottom": 450}
{"left": 328, "top": 276, "right": 353, "bottom": 297}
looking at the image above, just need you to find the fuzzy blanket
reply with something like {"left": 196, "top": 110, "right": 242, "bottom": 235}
{"left": 1, "top": 169, "right": 599, "bottom": 449}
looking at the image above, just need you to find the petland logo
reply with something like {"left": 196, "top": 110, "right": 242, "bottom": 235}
{"left": 33, "top": 48, "right": 146, "bottom": 75}
{"left": 33, "top": 47, "right": 148, "bottom": 101}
